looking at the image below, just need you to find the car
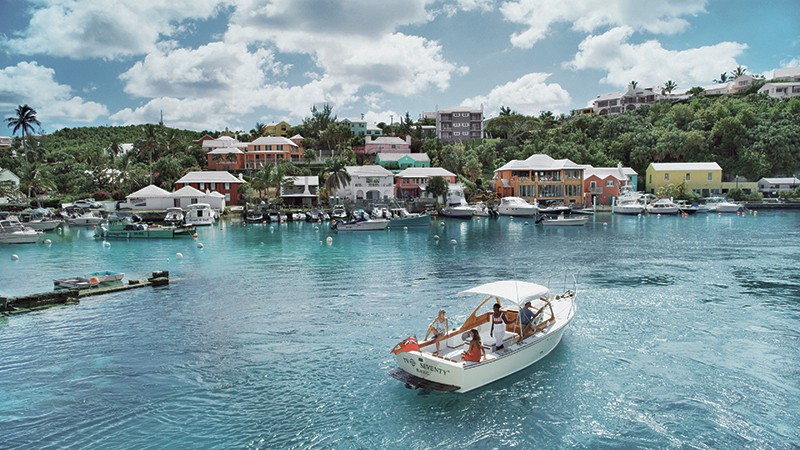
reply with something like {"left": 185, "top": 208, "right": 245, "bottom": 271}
{"left": 73, "top": 198, "right": 102, "bottom": 209}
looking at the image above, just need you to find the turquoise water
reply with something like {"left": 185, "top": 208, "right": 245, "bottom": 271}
{"left": 1, "top": 212, "right": 799, "bottom": 448}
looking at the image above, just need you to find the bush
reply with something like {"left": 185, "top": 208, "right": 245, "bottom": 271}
{"left": 93, "top": 191, "right": 111, "bottom": 201}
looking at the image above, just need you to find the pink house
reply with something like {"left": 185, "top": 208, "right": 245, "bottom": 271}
{"left": 363, "top": 135, "right": 411, "bottom": 155}
{"left": 395, "top": 167, "right": 457, "bottom": 199}
{"left": 582, "top": 166, "right": 636, "bottom": 205}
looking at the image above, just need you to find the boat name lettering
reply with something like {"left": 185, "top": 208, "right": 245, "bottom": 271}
{"left": 418, "top": 362, "right": 450, "bottom": 376}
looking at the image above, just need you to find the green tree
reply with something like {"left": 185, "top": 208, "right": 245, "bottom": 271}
{"left": 714, "top": 72, "right": 728, "bottom": 84}
{"left": 731, "top": 66, "right": 747, "bottom": 78}
{"left": 662, "top": 80, "right": 678, "bottom": 95}
{"left": 6, "top": 104, "right": 41, "bottom": 156}
{"left": 323, "top": 157, "right": 351, "bottom": 203}
{"left": 426, "top": 175, "right": 448, "bottom": 209}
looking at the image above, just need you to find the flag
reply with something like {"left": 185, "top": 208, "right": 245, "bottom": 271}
{"left": 391, "top": 336, "right": 420, "bottom": 354}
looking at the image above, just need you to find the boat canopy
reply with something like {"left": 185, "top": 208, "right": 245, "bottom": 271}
{"left": 458, "top": 280, "right": 549, "bottom": 307}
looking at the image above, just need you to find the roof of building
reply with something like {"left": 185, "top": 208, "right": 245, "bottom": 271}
{"left": 171, "top": 186, "right": 207, "bottom": 197}
{"left": 127, "top": 184, "right": 171, "bottom": 198}
{"left": 495, "top": 154, "right": 582, "bottom": 172}
{"left": 584, "top": 168, "right": 628, "bottom": 181}
{"left": 176, "top": 171, "right": 245, "bottom": 184}
{"left": 395, "top": 167, "right": 456, "bottom": 178}
{"left": 289, "top": 134, "right": 303, "bottom": 140}
{"left": 758, "top": 82, "right": 800, "bottom": 91}
{"left": 249, "top": 136, "right": 298, "bottom": 147}
{"left": 367, "top": 136, "right": 409, "bottom": 145}
{"left": 208, "top": 147, "right": 244, "bottom": 154}
{"left": 774, "top": 67, "right": 800, "bottom": 80}
{"left": 346, "top": 165, "right": 394, "bottom": 177}
{"left": 0, "top": 168, "right": 20, "bottom": 181}
{"left": 283, "top": 176, "right": 319, "bottom": 186}
{"left": 759, "top": 177, "right": 800, "bottom": 184}
{"left": 649, "top": 162, "right": 722, "bottom": 171}
{"left": 436, "top": 107, "right": 483, "bottom": 113}
{"left": 377, "top": 153, "right": 430, "bottom": 162}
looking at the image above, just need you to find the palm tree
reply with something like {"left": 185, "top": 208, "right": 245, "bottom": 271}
{"left": 426, "top": 176, "right": 449, "bottom": 210}
{"left": 662, "top": 80, "right": 678, "bottom": 95}
{"left": 629, "top": 81, "right": 638, "bottom": 89}
{"left": 323, "top": 157, "right": 351, "bottom": 203}
{"left": 6, "top": 104, "right": 41, "bottom": 156}
{"left": 136, "top": 124, "right": 162, "bottom": 184}
{"left": 714, "top": 72, "right": 729, "bottom": 84}
{"left": 163, "top": 129, "right": 184, "bottom": 157}
{"left": 302, "top": 148, "right": 316, "bottom": 167}
{"left": 732, "top": 66, "right": 747, "bottom": 78}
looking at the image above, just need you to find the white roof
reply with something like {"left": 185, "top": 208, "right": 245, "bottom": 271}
{"left": 378, "top": 153, "right": 430, "bottom": 162}
{"left": 283, "top": 176, "right": 319, "bottom": 186}
{"left": 368, "top": 136, "right": 408, "bottom": 145}
{"left": 495, "top": 154, "right": 582, "bottom": 172}
{"left": 395, "top": 167, "right": 456, "bottom": 178}
{"left": 346, "top": 165, "right": 394, "bottom": 177}
{"left": 760, "top": 177, "right": 800, "bottom": 184}
{"left": 176, "top": 171, "right": 245, "bottom": 184}
{"left": 584, "top": 167, "right": 635, "bottom": 181}
{"left": 171, "top": 186, "right": 206, "bottom": 197}
{"left": 206, "top": 191, "right": 225, "bottom": 198}
{"left": 250, "top": 136, "right": 298, "bottom": 147}
{"left": 458, "top": 280, "right": 549, "bottom": 307}
{"left": 774, "top": 67, "right": 800, "bottom": 79}
{"left": 649, "top": 162, "right": 722, "bottom": 171}
{"left": 289, "top": 134, "right": 303, "bottom": 140}
{"left": 127, "top": 184, "right": 171, "bottom": 198}
{"left": 208, "top": 147, "right": 244, "bottom": 154}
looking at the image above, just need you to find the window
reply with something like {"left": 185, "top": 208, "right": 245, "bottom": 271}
{"left": 565, "top": 185, "right": 581, "bottom": 197}
{"left": 606, "top": 180, "right": 614, "bottom": 187}
{"left": 225, "top": 193, "right": 230, "bottom": 201}
{"left": 211, "top": 183, "right": 216, "bottom": 190}
{"left": 707, "top": 172, "right": 712, "bottom": 181}
{"left": 685, "top": 173, "right": 691, "bottom": 181}
{"left": 225, "top": 183, "right": 230, "bottom": 189}
{"left": 199, "top": 183, "right": 205, "bottom": 190}
{"left": 664, "top": 173, "right": 669, "bottom": 182}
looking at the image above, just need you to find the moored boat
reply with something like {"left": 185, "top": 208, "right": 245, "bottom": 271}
{"left": 536, "top": 214, "right": 589, "bottom": 226}
{"left": 0, "top": 218, "right": 43, "bottom": 244}
{"left": 164, "top": 207, "right": 185, "bottom": 225}
{"left": 184, "top": 203, "right": 216, "bottom": 226}
{"left": 66, "top": 211, "right": 104, "bottom": 226}
{"left": 497, "top": 197, "right": 537, "bottom": 217}
{"left": 389, "top": 279, "right": 577, "bottom": 393}
{"left": 331, "top": 211, "right": 389, "bottom": 231}
{"left": 388, "top": 207, "right": 430, "bottom": 227}
{"left": 95, "top": 220, "right": 195, "bottom": 239}
{"left": 702, "top": 197, "right": 743, "bottom": 213}
{"left": 645, "top": 198, "right": 680, "bottom": 215}
{"left": 612, "top": 193, "right": 646, "bottom": 215}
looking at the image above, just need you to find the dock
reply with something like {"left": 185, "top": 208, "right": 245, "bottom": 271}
{"left": 1, "top": 271, "right": 170, "bottom": 315}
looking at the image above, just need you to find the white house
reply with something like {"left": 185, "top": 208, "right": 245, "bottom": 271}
{"left": 334, "top": 165, "right": 395, "bottom": 201}
{"left": 123, "top": 185, "right": 173, "bottom": 210}
{"left": 0, "top": 167, "right": 21, "bottom": 204}
{"left": 757, "top": 82, "right": 800, "bottom": 99}
{"left": 201, "top": 136, "right": 247, "bottom": 152}
{"left": 757, "top": 177, "right": 800, "bottom": 196}
{"left": 280, "top": 176, "right": 319, "bottom": 207}
{"left": 773, "top": 67, "right": 800, "bottom": 82}
{"left": 171, "top": 185, "right": 226, "bottom": 210}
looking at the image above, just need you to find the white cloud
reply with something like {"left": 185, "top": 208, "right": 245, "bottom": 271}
{"left": 2, "top": 0, "right": 225, "bottom": 59}
{"left": 0, "top": 62, "right": 108, "bottom": 123}
{"left": 461, "top": 72, "right": 571, "bottom": 116}
{"left": 500, "top": 0, "right": 707, "bottom": 48}
{"left": 566, "top": 27, "right": 747, "bottom": 89}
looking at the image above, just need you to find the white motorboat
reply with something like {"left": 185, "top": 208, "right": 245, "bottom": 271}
{"left": 536, "top": 214, "right": 589, "bottom": 226}
{"left": 330, "top": 217, "right": 390, "bottom": 231}
{"left": 497, "top": 197, "right": 537, "bottom": 217}
{"left": 331, "top": 205, "right": 348, "bottom": 219}
{"left": 645, "top": 198, "right": 680, "bottom": 215}
{"left": 702, "top": 197, "right": 743, "bottom": 213}
{"left": 163, "top": 207, "right": 185, "bottom": 225}
{"left": 675, "top": 200, "right": 700, "bottom": 215}
{"left": 441, "top": 185, "right": 476, "bottom": 218}
{"left": 388, "top": 208, "right": 430, "bottom": 227}
{"left": 472, "top": 202, "right": 491, "bottom": 217}
{"left": 536, "top": 202, "right": 571, "bottom": 216}
{"left": 389, "top": 279, "right": 577, "bottom": 393}
{"left": 0, "top": 218, "right": 43, "bottom": 244}
{"left": 67, "top": 211, "right": 104, "bottom": 226}
{"left": 184, "top": 203, "right": 216, "bottom": 226}
{"left": 612, "top": 194, "right": 646, "bottom": 215}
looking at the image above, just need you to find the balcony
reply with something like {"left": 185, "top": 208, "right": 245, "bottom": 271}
{"left": 589, "top": 188, "right": 604, "bottom": 195}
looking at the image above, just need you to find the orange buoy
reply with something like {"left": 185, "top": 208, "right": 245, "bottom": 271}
{"left": 193, "top": 233, "right": 198, "bottom": 239}
{"left": 89, "top": 277, "right": 99, "bottom": 284}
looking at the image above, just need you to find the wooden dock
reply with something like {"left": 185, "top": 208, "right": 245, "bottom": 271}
{"left": 1, "top": 271, "right": 170, "bottom": 315}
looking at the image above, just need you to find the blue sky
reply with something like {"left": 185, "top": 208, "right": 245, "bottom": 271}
{"left": 1, "top": 0, "right": 798, "bottom": 134}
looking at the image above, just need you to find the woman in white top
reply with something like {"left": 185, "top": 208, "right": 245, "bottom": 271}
{"left": 489, "top": 303, "right": 510, "bottom": 350}
{"left": 425, "top": 309, "right": 449, "bottom": 356}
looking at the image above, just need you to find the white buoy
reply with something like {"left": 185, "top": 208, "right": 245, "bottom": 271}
{"left": 603, "top": 222, "right": 608, "bottom": 227}
{"left": 326, "top": 236, "right": 333, "bottom": 244}
{"left": 44, "top": 239, "right": 52, "bottom": 245}
{"left": 450, "top": 239, "right": 457, "bottom": 245}
{"left": 440, "top": 222, "right": 445, "bottom": 227}
{"left": 314, "top": 226, "right": 319, "bottom": 231}
{"left": 524, "top": 221, "right": 529, "bottom": 225}
{"left": 11, "top": 254, "right": 19, "bottom": 261}
{"left": 197, "top": 242, "right": 204, "bottom": 248}
{"left": 176, "top": 252, "right": 183, "bottom": 259}
{"left": 102, "top": 241, "right": 111, "bottom": 247}
{"left": 404, "top": 226, "right": 408, "bottom": 230}
{"left": 433, "top": 234, "right": 440, "bottom": 240}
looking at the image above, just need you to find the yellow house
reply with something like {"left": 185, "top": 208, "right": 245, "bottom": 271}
{"left": 264, "top": 121, "right": 291, "bottom": 137}
{"left": 645, "top": 162, "right": 723, "bottom": 196}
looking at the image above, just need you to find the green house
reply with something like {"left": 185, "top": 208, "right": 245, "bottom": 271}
{"left": 375, "top": 153, "right": 430, "bottom": 172}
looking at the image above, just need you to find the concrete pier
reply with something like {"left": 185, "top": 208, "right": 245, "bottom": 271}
{"left": 1, "top": 271, "right": 170, "bottom": 315}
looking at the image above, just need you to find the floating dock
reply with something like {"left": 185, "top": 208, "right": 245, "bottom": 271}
{"left": 1, "top": 271, "right": 170, "bottom": 315}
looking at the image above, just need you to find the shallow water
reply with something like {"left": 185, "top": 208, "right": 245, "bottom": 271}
{"left": 1, "top": 212, "right": 799, "bottom": 448}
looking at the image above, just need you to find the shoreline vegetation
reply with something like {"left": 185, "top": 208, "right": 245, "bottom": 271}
{"left": 3, "top": 91, "right": 800, "bottom": 208}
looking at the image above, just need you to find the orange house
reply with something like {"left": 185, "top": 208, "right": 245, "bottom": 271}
{"left": 244, "top": 136, "right": 302, "bottom": 168}
{"left": 493, "top": 154, "right": 584, "bottom": 205}
{"left": 206, "top": 148, "right": 245, "bottom": 171}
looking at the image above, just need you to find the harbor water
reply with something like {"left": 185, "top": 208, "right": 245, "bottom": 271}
{"left": 1, "top": 212, "right": 799, "bottom": 448}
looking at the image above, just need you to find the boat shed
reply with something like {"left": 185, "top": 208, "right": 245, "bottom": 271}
{"left": 171, "top": 186, "right": 226, "bottom": 210}
{"left": 124, "top": 185, "right": 172, "bottom": 209}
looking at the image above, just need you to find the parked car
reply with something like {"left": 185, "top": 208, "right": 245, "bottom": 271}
{"left": 73, "top": 198, "right": 102, "bottom": 209}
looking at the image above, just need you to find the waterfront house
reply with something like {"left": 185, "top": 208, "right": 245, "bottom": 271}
{"left": 582, "top": 165, "right": 638, "bottom": 205}
{"left": 175, "top": 171, "right": 245, "bottom": 204}
{"left": 263, "top": 121, "right": 291, "bottom": 137}
{"left": 340, "top": 118, "right": 383, "bottom": 138}
{"left": 171, "top": 185, "right": 226, "bottom": 210}
{"left": 207, "top": 147, "right": 245, "bottom": 171}
{"left": 363, "top": 136, "right": 411, "bottom": 155}
{"left": 757, "top": 177, "right": 800, "bottom": 196}
{"left": 334, "top": 165, "right": 395, "bottom": 201}
{"left": 395, "top": 167, "right": 458, "bottom": 199}
{"left": 645, "top": 162, "right": 722, "bottom": 196}
{"left": 123, "top": 184, "right": 173, "bottom": 210}
{"left": 244, "top": 136, "right": 300, "bottom": 168}
{"left": 375, "top": 153, "right": 430, "bottom": 171}
{"left": 493, "top": 154, "right": 584, "bottom": 205}
{"left": 280, "top": 176, "right": 319, "bottom": 208}
{"left": 0, "top": 167, "right": 21, "bottom": 203}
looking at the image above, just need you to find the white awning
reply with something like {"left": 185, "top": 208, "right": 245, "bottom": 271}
{"left": 458, "top": 280, "right": 549, "bottom": 307}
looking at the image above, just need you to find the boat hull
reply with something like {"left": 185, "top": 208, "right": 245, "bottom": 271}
{"left": 612, "top": 205, "right": 645, "bottom": 215}
{"left": 540, "top": 217, "right": 588, "bottom": 226}
{"left": 24, "top": 220, "right": 64, "bottom": 231}
{"left": 332, "top": 219, "right": 390, "bottom": 231}
{"left": 441, "top": 207, "right": 475, "bottom": 218}
{"left": 0, "top": 231, "right": 42, "bottom": 244}
{"left": 388, "top": 215, "right": 430, "bottom": 227}
{"left": 497, "top": 206, "right": 537, "bottom": 217}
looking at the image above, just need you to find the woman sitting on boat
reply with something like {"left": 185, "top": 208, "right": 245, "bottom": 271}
{"left": 425, "top": 309, "right": 449, "bottom": 356}
{"left": 461, "top": 329, "right": 485, "bottom": 362}
{"left": 490, "top": 303, "right": 510, "bottom": 350}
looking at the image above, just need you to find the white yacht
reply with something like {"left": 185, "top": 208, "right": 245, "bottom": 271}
{"left": 184, "top": 203, "right": 216, "bottom": 226}
{"left": 645, "top": 198, "right": 680, "bottom": 215}
{"left": 66, "top": 211, "right": 105, "bottom": 226}
{"left": 163, "top": 207, "right": 185, "bottom": 225}
{"left": 612, "top": 193, "right": 646, "bottom": 215}
{"left": 388, "top": 208, "right": 430, "bottom": 227}
{"left": 0, "top": 218, "right": 43, "bottom": 244}
{"left": 497, "top": 197, "right": 537, "bottom": 217}
{"left": 441, "top": 185, "right": 476, "bottom": 218}
{"left": 702, "top": 197, "right": 743, "bottom": 213}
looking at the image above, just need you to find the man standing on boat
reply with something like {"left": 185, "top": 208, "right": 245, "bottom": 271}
{"left": 519, "top": 301, "right": 536, "bottom": 340}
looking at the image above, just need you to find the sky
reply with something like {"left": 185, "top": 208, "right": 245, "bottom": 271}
{"left": 0, "top": 0, "right": 798, "bottom": 134}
